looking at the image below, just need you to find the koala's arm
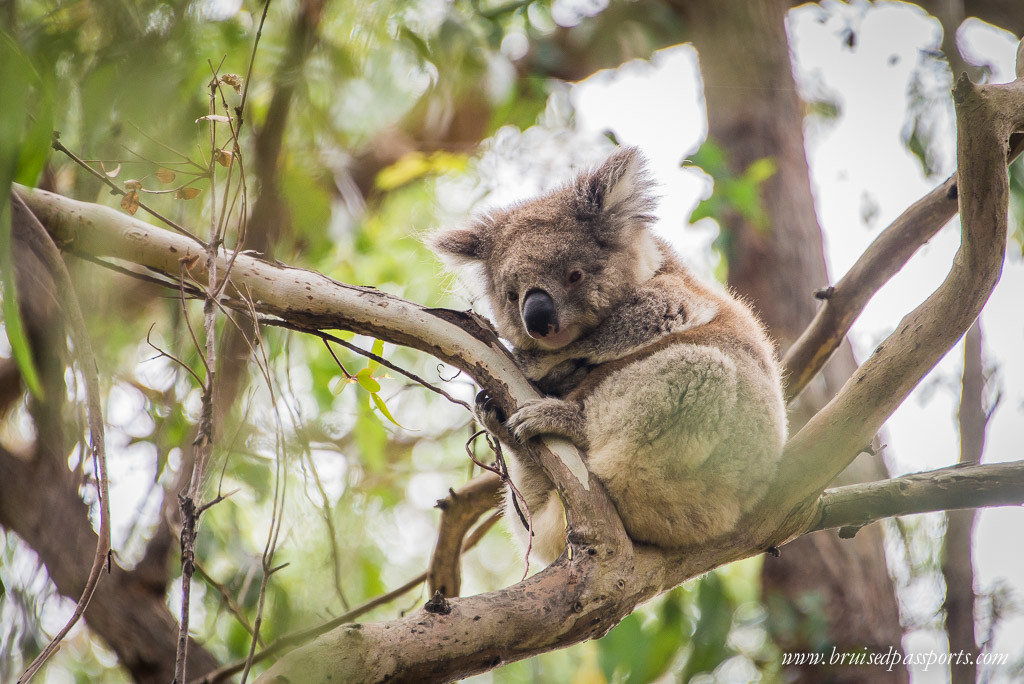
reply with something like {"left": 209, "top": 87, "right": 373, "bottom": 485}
{"left": 506, "top": 397, "right": 590, "bottom": 451}
{"left": 477, "top": 388, "right": 589, "bottom": 451}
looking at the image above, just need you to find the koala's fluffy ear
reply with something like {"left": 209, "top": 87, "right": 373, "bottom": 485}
{"left": 574, "top": 146, "right": 657, "bottom": 240}
{"left": 428, "top": 221, "right": 493, "bottom": 266}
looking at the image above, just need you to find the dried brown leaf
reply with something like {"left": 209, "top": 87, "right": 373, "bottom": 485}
{"left": 179, "top": 254, "right": 200, "bottom": 269}
{"left": 156, "top": 169, "right": 176, "bottom": 183}
{"left": 120, "top": 190, "right": 140, "bottom": 215}
{"left": 175, "top": 186, "right": 201, "bottom": 200}
{"left": 219, "top": 74, "right": 243, "bottom": 93}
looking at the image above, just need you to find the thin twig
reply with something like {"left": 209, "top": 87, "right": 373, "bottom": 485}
{"left": 813, "top": 460, "right": 1024, "bottom": 533}
{"left": 240, "top": 297, "right": 286, "bottom": 684}
{"left": 194, "top": 561, "right": 264, "bottom": 645}
{"left": 465, "top": 430, "right": 533, "bottom": 579}
{"left": 51, "top": 135, "right": 205, "bottom": 246}
{"left": 311, "top": 329, "right": 471, "bottom": 411}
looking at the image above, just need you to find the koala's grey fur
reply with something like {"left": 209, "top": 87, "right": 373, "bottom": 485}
{"left": 431, "top": 147, "right": 788, "bottom": 563}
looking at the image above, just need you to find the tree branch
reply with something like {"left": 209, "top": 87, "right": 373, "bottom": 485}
{"left": 944, "top": 322, "right": 986, "bottom": 683}
{"left": 427, "top": 472, "right": 503, "bottom": 597}
{"left": 0, "top": 445, "right": 218, "bottom": 682}
{"left": 194, "top": 507, "right": 501, "bottom": 684}
{"left": 781, "top": 174, "right": 958, "bottom": 402}
{"left": 773, "top": 70, "right": 1024, "bottom": 523}
{"left": 783, "top": 134, "right": 1024, "bottom": 404}
{"left": 813, "top": 461, "right": 1024, "bottom": 534}
{"left": 12, "top": 183, "right": 616, "bottom": 543}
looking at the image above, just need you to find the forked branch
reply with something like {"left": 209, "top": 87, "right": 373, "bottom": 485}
{"left": 773, "top": 71, "right": 1024, "bottom": 525}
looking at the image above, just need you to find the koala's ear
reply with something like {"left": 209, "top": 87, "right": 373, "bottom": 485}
{"left": 575, "top": 146, "right": 657, "bottom": 232}
{"left": 428, "top": 222, "right": 492, "bottom": 265}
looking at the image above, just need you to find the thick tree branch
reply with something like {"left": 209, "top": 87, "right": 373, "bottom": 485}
{"left": 783, "top": 135, "right": 1024, "bottom": 404}
{"left": 813, "top": 461, "right": 1024, "bottom": 533}
{"left": 12, "top": 184, "right": 619, "bottom": 545}
{"left": 811, "top": 458, "right": 1019, "bottom": 532}
{"left": 195, "top": 510, "right": 501, "bottom": 684}
{"left": 782, "top": 174, "right": 959, "bottom": 402}
{"left": 11, "top": 192, "right": 111, "bottom": 682}
{"left": 774, "top": 71, "right": 1024, "bottom": 522}
{"left": 944, "top": 322, "right": 986, "bottom": 683}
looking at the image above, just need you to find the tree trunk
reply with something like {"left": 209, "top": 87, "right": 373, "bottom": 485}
{"left": 943, "top": 322, "right": 985, "bottom": 683}
{"left": 682, "top": 2, "right": 906, "bottom": 680}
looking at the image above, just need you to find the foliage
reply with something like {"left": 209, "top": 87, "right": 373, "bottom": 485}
{"left": 1, "top": 0, "right": 1019, "bottom": 681}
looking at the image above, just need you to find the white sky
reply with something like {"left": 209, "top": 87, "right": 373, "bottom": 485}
{"left": 570, "top": 4, "right": 1023, "bottom": 682}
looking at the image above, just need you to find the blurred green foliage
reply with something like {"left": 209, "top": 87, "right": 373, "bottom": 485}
{"left": 0, "top": 0, "right": 840, "bottom": 682}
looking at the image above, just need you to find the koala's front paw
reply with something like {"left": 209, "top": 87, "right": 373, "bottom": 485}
{"left": 475, "top": 390, "right": 512, "bottom": 442}
{"left": 506, "top": 398, "right": 589, "bottom": 450}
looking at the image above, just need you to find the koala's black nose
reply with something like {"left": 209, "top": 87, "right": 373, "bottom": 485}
{"left": 522, "top": 289, "right": 558, "bottom": 337}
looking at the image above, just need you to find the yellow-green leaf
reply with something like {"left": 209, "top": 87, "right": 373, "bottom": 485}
{"left": 356, "top": 367, "right": 381, "bottom": 393}
{"left": 368, "top": 339, "right": 384, "bottom": 371}
{"left": 329, "top": 375, "right": 349, "bottom": 395}
{"left": 744, "top": 157, "right": 776, "bottom": 184}
{"left": 371, "top": 392, "right": 409, "bottom": 429}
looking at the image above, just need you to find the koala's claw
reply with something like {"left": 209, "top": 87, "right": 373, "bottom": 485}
{"left": 474, "top": 389, "right": 509, "bottom": 439}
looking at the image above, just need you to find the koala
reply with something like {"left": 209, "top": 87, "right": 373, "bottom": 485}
{"left": 431, "top": 146, "right": 788, "bottom": 563}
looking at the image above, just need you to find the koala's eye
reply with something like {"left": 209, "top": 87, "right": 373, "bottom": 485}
{"left": 567, "top": 270, "right": 583, "bottom": 285}
{"left": 506, "top": 290, "right": 518, "bottom": 302}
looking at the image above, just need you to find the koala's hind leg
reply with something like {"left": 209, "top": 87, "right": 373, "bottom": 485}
{"left": 475, "top": 391, "right": 564, "bottom": 560}
{"left": 502, "top": 471, "right": 565, "bottom": 564}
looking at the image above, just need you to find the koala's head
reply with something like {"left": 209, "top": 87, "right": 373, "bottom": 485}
{"left": 431, "top": 146, "right": 663, "bottom": 350}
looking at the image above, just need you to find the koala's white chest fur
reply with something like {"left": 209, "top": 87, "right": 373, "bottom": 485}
{"left": 431, "top": 146, "right": 787, "bottom": 563}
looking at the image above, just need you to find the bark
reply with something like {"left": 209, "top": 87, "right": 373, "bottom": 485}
{"left": 916, "top": 0, "right": 1024, "bottom": 38}
{"left": 427, "top": 473, "right": 503, "bottom": 598}
{"left": 680, "top": 1, "right": 905, "bottom": 680}
{"left": 3, "top": 193, "right": 218, "bottom": 681}
{"left": 942, "top": 323, "right": 986, "bottom": 683}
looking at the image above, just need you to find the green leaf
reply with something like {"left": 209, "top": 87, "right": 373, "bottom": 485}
{"left": 371, "top": 392, "right": 409, "bottom": 429}
{"left": 356, "top": 367, "right": 381, "bottom": 393}
{"left": 598, "top": 587, "right": 690, "bottom": 683}
{"left": 355, "top": 404, "right": 387, "bottom": 470}
{"left": 329, "top": 375, "right": 350, "bottom": 395}
{"left": 0, "top": 35, "right": 48, "bottom": 399}
{"left": 686, "top": 140, "right": 727, "bottom": 176}
{"left": 681, "top": 573, "right": 735, "bottom": 680}
{"left": 689, "top": 197, "right": 719, "bottom": 224}
{"left": 368, "top": 338, "right": 384, "bottom": 372}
